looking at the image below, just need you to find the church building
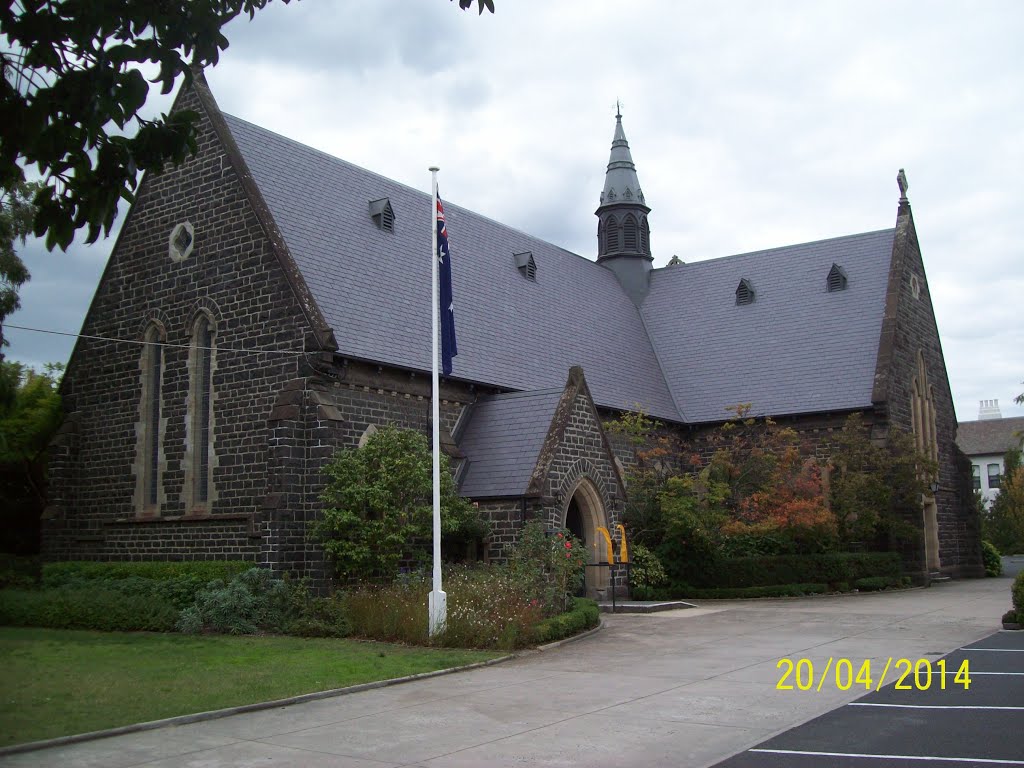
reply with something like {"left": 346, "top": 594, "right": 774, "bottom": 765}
{"left": 42, "top": 73, "right": 983, "bottom": 588}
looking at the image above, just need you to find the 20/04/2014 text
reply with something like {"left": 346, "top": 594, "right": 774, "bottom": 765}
{"left": 776, "top": 657, "right": 972, "bottom": 692}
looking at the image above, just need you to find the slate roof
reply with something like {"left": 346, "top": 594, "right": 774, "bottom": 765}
{"left": 225, "top": 115, "right": 680, "bottom": 420}
{"left": 457, "top": 389, "right": 563, "bottom": 498}
{"left": 956, "top": 417, "right": 1024, "bottom": 456}
{"left": 642, "top": 230, "right": 895, "bottom": 423}
{"left": 223, "top": 112, "right": 898, "bottom": 427}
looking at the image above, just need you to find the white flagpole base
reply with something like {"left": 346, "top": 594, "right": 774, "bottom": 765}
{"left": 428, "top": 589, "right": 447, "bottom": 636}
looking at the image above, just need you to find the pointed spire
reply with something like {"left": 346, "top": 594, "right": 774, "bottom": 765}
{"left": 599, "top": 107, "right": 646, "bottom": 208}
{"left": 595, "top": 105, "right": 653, "bottom": 306}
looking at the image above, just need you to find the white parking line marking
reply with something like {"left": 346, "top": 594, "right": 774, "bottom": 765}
{"left": 849, "top": 703, "right": 1024, "bottom": 711}
{"left": 749, "top": 749, "right": 1024, "bottom": 764}
{"left": 962, "top": 648, "right": 1024, "bottom": 652}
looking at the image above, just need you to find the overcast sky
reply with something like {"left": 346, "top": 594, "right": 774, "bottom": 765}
{"left": 7, "top": 0, "right": 1023, "bottom": 421}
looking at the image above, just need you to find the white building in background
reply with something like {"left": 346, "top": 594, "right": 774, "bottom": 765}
{"left": 957, "top": 400, "right": 1024, "bottom": 507}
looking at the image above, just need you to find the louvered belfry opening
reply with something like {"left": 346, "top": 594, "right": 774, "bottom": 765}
{"left": 604, "top": 215, "right": 619, "bottom": 253}
{"left": 623, "top": 215, "right": 638, "bottom": 251}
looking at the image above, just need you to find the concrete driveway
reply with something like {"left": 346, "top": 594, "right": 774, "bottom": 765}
{"left": 0, "top": 577, "right": 1013, "bottom": 768}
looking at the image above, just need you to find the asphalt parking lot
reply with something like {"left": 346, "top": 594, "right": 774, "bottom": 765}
{"left": 712, "top": 628, "right": 1024, "bottom": 767}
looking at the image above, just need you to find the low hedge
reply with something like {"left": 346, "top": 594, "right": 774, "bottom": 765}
{"left": 0, "top": 555, "right": 40, "bottom": 590}
{"left": 41, "top": 560, "right": 251, "bottom": 587}
{"left": 853, "top": 576, "right": 909, "bottom": 592}
{"left": 635, "top": 583, "right": 832, "bottom": 600}
{"left": 532, "top": 598, "right": 599, "bottom": 645}
{"left": 0, "top": 588, "right": 179, "bottom": 632}
{"left": 40, "top": 561, "right": 254, "bottom": 609}
{"left": 699, "top": 552, "right": 902, "bottom": 589}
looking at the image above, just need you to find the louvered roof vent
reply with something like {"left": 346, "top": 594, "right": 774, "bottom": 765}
{"left": 827, "top": 263, "right": 848, "bottom": 292}
{"left": 368, "top": 198, "right": 395, "bottom": 232}
{"left": 513, "top": 251, "right": 537, "bottom": 281}
{"left": 735, "top": 278, "right": 755, "bottom": 306}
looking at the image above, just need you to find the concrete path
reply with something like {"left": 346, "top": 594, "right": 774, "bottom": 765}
{"left": 1, "top": 577, "right": 1014, "bottom": 768}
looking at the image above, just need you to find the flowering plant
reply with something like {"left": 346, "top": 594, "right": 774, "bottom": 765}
{"left": 510, "top": 521, "right": 587, "bottom": 614}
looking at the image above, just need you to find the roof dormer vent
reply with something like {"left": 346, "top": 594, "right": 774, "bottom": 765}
{"left": 514, "top": 251, "right": 537, "bottom": 281}
{"left": 369, "top": 198, "right": 395, "bottom": 232}
{"left": 827, "top": 263, "right": 848, "bottom": 292}
{"left": 735, "top": 278, "right": 755, "bottom": 306}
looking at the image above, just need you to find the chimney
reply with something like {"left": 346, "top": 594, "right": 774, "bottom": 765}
{"left": 978, "top": 399, "right": 1002, "bottom": 420}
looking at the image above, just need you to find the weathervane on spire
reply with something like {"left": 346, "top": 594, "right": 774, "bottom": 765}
{"left": 615, "top": 99, "right": 622, "bottom": 119}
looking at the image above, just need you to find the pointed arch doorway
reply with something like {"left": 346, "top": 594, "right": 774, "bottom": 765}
{"left": 563, "top": 477, "right": 610, "bottom": 598}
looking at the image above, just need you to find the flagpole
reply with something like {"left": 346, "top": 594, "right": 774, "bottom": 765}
{"left": 428, "top": 166, "right": 446, "bottom": 637}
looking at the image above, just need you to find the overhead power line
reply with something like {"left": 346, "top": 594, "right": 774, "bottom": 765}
{"left": 2, "top": 323, "right": 311, "bottom": 357}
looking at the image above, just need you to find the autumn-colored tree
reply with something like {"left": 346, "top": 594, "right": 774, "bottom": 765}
{"left": 604, "top": 408, "right": 680, "bottom": 548}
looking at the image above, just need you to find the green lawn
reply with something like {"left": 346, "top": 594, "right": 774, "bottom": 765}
{"left": 0, "top": 627, "right": 500, "bottom": 747}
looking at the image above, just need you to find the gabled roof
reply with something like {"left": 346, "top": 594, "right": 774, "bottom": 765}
{"left": 957, "top": 417, "right": 1024, "bottom": 457}
{"left": 218, "top": 103, "right": 899, "bottom": 427}
{"left": 224, "top": 114, "right": 680, "bottom": 420}
{"left": 457, "top": 388, "right": 564, "bottom": 498}
{"left": 642, "top": 230, "right": 895, "bottom": 423}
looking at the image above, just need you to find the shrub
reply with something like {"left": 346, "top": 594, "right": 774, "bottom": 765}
{"left": 285, "top": 593, "right": 350, "bottom": 638}
{"left": 1002, "top": 609, "right": 1019, "bottom": 626}
{"left": 532, "top": 598, "right": 600, "bottom": 644}
{"left": 626, "top": 543, "right": 667, "bottom": 591}
{"left": 344, "top": 565, "right": 549, "bottom": 649}
{"left": 0, "top": 554, "right": 39, "bottom": 589}
{"left": 312, "top": 426, "right": 488, "bottom": 583}
{"left": 0, "top": 587, "right": 179, "bottom": 631}
{"left": 985, "top": 450, "right": 1024, "bottom": 555}
{"left": 509, "top": 522, "right": 586, "bottom": 615}
{"left": 343, "top": 576, "right": 426, "bottom": 645}
{"left": 981, "top": 541, "right": 1003, "bottom": 577}
{"left": 176, "top": 568, "right": 305, "bottom": 635}
{"left": 683, "top": 552, "right": 901, "bottom": 590}
{"left": 853, "top": 576, "right": 905, "bottom": 592}
{"left": 41, "top": 561, "right": 252, "bottom": 610}
{"left": 1013, "top": 571, "right": 1024, "bottom": 617}
{"left": 440, "top": 565, "right": 547, "bottom": 649}
{"left": 637, "top": 583, "right": 831, "bottom": 599}
{"left": 42, "top": 560, "right": 250, "bottom": 588}
{"left": 656, "top": 474, "right": 726, "bottom": 586}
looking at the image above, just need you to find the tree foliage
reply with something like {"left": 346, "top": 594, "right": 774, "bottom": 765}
{"left": 828, "top": 414, "right": 934, "bottom": 550}
{"left": 985, "top": 448, "right": 1024, "bottom": 555}
{"left": 608, "top": 406, "right": 937, "bottom": 587}
{"left": 312, "top": 425, "right": 488, "bottom": 583}
{"left": 0, "top": 361, "right": 62, "bottom": 554}
{"left": 2, "top": 0, "right": 494, "bottom": 252}
{"left": 0, "top": 180, "right": 43, "bottom": 356}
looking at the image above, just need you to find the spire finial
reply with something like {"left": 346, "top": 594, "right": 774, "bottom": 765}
{"left": 897, "top": 168, "right": 909, "bottom": 201}
{"left": 615, "top": 99, "right": 622, "bottom": 120}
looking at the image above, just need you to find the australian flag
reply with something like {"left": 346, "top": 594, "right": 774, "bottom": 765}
{"left": 436, "top": 192, "right": 458, "bottom": 376}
